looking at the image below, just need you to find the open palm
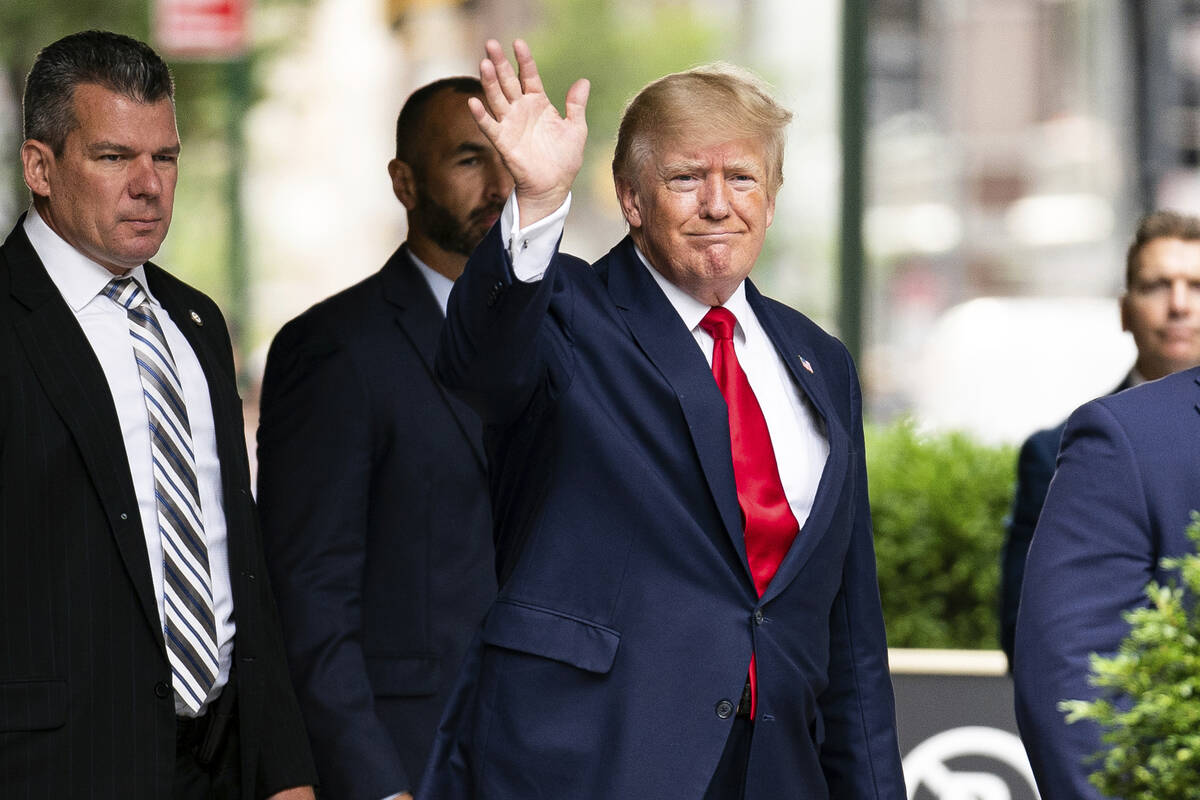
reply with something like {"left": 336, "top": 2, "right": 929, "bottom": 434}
{"left": 469, "top": 39, "right": 590, "bottom": 225}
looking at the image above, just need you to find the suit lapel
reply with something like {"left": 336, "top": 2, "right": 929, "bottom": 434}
{"left": 603, "top": 239, "right": 751, "bottom": 579}
{"left": 747, "top": 283, "right": 851, "bottom": 603}
{"left": 3, "top": 222, "right": 163, "bottom": 642}
{"left": 383, "top": 248, "right": 486, "bottom": 469}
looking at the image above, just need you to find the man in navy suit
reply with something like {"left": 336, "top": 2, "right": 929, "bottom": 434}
{"left": 1000, "top": 210, "right": 1200, "bottom": 667}
{"left": 1015, "top": 366, "right": 1200, "bottom": 797}
{"left": 1014, "top": 215, "right": 1200, "bottom": 798}
{"left": 420, "top": 40, "right": 904, "bottom": 799}
{"left": 256, "top": 77, "right": 509, "bottom": 800}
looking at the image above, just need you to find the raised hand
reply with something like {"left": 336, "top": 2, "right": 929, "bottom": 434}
{"left": 468, "top": 39, "right": 590, "bottom": 226}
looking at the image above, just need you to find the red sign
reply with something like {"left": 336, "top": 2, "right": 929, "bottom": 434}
{"left": 154, "top": 0, "right": 250, "bottom": 59}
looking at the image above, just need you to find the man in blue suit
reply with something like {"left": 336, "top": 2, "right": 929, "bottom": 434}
{"left": 1000, "top": 210, "right": 1200, "bottom": 668}
{"left": 256, "top": 77, "right": 510, "bottom": 799}
{"left": 1015, "top": 307, "right": 1200, "bottom": 789}
{"left": 420, "top": 40, "right": 904, "bottom": 799}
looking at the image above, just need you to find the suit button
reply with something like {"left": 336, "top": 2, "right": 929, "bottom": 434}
{"left": 487, "top": 281, "right": 504, "bottom": 307}
{"left": 753, "top": 609, "right": 764, "bottom": 625}
{"left": 715, "top": 699, "right": 735, "bottom": 719}
{"left": 154, "top": 681, "right": 170, "bottom": 699}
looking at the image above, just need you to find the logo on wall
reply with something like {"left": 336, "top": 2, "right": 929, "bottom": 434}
{"left": 902, "top": 726, "right": 1040, "bottom": 800}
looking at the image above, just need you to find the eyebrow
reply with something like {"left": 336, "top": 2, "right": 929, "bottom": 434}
{"left": 657, "top": 159, "right": 762, "bottom": 175}
{"left": 451, "top": 142, "right": 489, "bottom": 157}
{"left": 660, "top": 159, "right": 702, "bottom": 172}
{"left": 87, "top": 141, "right": 182, "bottom": 156}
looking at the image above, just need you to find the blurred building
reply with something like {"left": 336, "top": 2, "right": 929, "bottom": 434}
{"left": 865, "top": 0, "right": 1200, "bottom": 441}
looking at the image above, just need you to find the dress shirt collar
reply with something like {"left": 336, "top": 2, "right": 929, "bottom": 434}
{"left": 406, "top": 246, "right": 454, "bottom": 316}
{"left": 633, "top": 243, "right": 750, "bottom": 342}
{"left": 24, "top": 205, "right": 158, "bottom": 311}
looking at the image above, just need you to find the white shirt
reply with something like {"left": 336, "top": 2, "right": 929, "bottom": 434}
{"left": 501, "top": 194, "right": 829, "bottom": 530}
{"left": 24, "top": 207, "right": 235, "bottom": 715}
{"left": 410, "top": 248, "right": 453, "bottom": 315}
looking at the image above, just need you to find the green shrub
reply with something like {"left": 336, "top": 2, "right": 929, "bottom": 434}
{"left": 865, "top": 419, "right": 1015, "bottom": 650}
{"left": 1060, "top": 516, "right": 1200, "bottom": 799}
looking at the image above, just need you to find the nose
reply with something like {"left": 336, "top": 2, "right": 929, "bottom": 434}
{"left": 1169, "top": 278, "right": 1192, "bottom": 315}
{"left": 128, "top": 156, "right": 162, "bottom": 199}
{"left": 486, "top": 155, "right": 515, "bottom": 201}
{"left": 699, "top": 174, "right": 730, "bottom": 219}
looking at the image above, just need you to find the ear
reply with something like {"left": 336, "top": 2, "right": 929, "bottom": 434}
{"left": 615, "top": 177, "right": 643, "bottom": 229}
{"left": 21, "top": 139, "right": 54, "bottom": 198}
{"left": 765, "top": 190, "right": 776, "bottom": 228}
{"left": 1120, "top": 293, "right": 1131, "bottom": 332}
{"left": 388, "top": 158, "right": 418, "bottom": 210}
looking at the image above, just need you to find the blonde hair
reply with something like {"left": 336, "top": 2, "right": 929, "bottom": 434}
{"left": 612, "top": 63, "right": 792, "bottom": 195}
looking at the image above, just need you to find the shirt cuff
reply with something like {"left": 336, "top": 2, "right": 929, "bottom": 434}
{"left": 500, "top": 191, "right": 572, "bottom": 283}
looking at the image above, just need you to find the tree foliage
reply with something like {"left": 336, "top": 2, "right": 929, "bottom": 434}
{"left": 1060, "top": 515, "right": 1200, "bottom": 799}
{"left": 866, "top": 419, "right": 1015, "bottom": 649}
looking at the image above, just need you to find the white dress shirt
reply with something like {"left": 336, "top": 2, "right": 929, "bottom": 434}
{"left": 500, "top": 193, "right": 829, "bottom": 530}
{"left": 410, "top": 248, "right": 453, "bottom": 316}
{"left": 24, "top": 207, "right": 235, "bottom": 715}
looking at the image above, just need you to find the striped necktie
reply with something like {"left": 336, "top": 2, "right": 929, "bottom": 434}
{"left": 104, "top": 277, "right": 218, "bottom": 714}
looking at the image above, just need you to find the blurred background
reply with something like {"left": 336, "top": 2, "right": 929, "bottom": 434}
{"left": 10, "top": 0, "right": 1199, "bottom": 445}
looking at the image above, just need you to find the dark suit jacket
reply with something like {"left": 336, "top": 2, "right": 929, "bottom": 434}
{"left": 0, "top": 219, "right": 316, "bottom": 798}
{"left": 1014, "top": 367, "right": 1200, "bottom": 799}
{"left": 256, "top": 247, "right": 496, "bottom": 799}
{"left": 420, "top": 230, "right": 905, "bottom": 799}
{"left": 1000, "top": 376, "right": 1133, "bottom": 665}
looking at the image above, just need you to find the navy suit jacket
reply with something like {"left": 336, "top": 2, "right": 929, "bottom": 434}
{"left": 420, "top": 229, "right": 904, "bottom": 799}
{"left": 1014, "top": 367, "right": 1200, "bottom": 798}
{"left": 1000, "top": 375, "right": 1132, "bottom": 664}
{"left": 0, "top": 219, "right": 315, "bottom": 798}
{"left": 257, "top": 247, "right": 496, "bottom": 799}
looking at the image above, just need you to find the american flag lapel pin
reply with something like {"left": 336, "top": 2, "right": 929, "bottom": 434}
{"left": 798, "top": 355, "right": 813, "bottom": 373}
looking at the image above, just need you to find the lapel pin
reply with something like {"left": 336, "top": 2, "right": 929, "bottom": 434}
{"left": 799, "top": 356, "right": 813, "bottom": 374}
{"left": 189, "top": 310, "right": 203, "bottom": 326}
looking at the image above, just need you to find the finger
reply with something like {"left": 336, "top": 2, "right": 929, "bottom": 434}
{"left": 564, "top": 78, "right": 590, "bottom": 126}
{"left": 467, "top": 96, "right": 502, "bottom": 143}
{"left": 478, "top": 56, "right": 510, "bottom": 117}
{"left": 487, "top": 39, "right": 523, "bottom": 104}
{"left": 512, "top": 39, "right": 545, "bottom": 96}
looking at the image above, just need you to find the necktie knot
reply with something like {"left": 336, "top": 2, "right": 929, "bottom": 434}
{"left": 700, "top": 306, "right": 736, "bottom": 341}
{"left": 103, "top": 277, "right": 148, "bottom": 311}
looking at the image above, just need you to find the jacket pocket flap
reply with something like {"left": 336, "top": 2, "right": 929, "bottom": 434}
{"left": 365, "top": 655, "right": 441, "bottom": 697}
{"left": 0, "top": 678, "right": 67, "bottom": 732}
{"left": 481, "top": 600, "right": 620, "bottom": 674}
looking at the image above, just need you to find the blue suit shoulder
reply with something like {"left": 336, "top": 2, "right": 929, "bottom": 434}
{"left": 1088, "top": 365, "right": 1200, "bottom": 420}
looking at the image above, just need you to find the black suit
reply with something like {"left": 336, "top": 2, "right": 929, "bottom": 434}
{"left": 0, "top": 219, "right": 316, "bottom": 798}
{"left": 257, "top": 247, "right": 495, "bottom": 799}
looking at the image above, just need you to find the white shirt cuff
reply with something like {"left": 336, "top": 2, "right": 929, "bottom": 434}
{"left": 499, "top": 191, "right": 572, "bottom": 283}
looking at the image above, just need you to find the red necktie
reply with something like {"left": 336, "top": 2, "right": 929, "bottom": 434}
{"left": 700, "top": 306, "right": 799, "bottom": 717}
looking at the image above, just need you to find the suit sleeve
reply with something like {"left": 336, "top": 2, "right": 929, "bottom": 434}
{"left": 1014, "top": 400, "right": 1154, "bottom": 800}
{"left": 436, "top": 223, "right": 584, "bottom": 424}
{"left": 256, "top": 316, "right": 410, "bottom": 799}
{"left": 1000, "top": 428, "right": 1060, "bottom": 665}
{"left": 817, "top": 346, "right": 906, "bottom": 798}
